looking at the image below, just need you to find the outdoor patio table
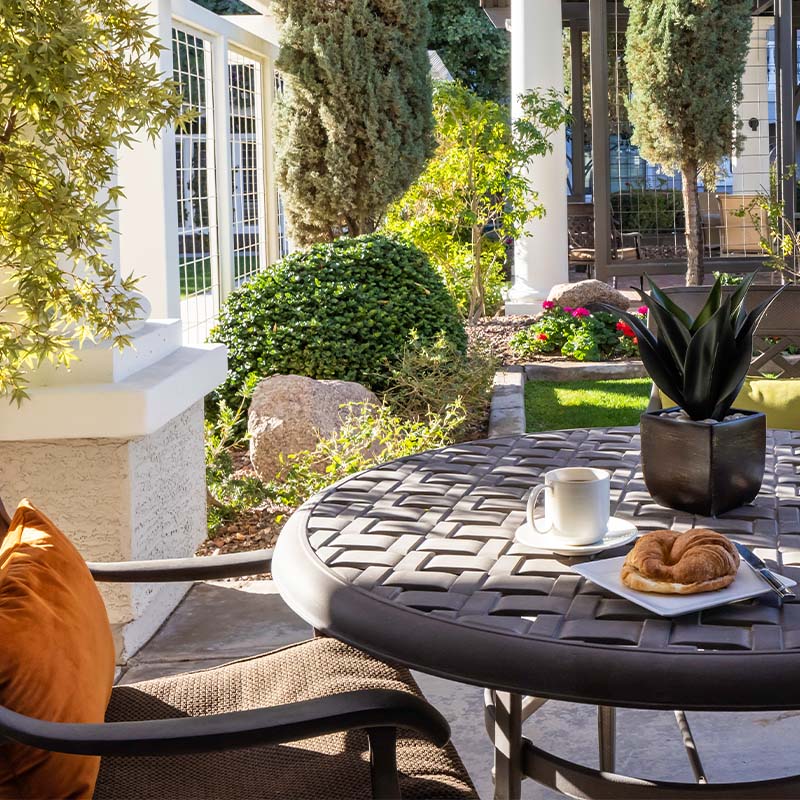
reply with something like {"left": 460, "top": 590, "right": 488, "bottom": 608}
{"left": 273, "top": 427, "right": 800, "bottom": 799}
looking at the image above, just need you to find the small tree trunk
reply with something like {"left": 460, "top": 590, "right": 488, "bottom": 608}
{"left": 681, "top": 160, "right": 704, "bottom": 286}
{"left": 468, "top": 225, "right": 485, "bottom": 325}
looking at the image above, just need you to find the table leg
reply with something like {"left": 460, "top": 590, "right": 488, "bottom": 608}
{"left": 493, "top": 691, "right": 522, "bottom": 800}
{"left": 597, "top": 705, "right": 616, "bottom": 773}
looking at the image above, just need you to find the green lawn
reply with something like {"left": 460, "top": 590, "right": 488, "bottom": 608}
{"left": 180, "top": 254, "right": 261, "bottom": 298}
{"left": 525, "top": 379, "right": 652, "bottom": 433}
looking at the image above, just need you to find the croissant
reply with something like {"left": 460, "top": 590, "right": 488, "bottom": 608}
{"left": 621, "top": 529, "right": 740, "bottom": 594}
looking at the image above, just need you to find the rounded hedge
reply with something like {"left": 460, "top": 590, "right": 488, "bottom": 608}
{"left": 210, "top": 234, "right": 466, "bottom": 401}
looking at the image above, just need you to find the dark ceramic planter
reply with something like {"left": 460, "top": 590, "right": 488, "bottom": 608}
{"left": 639, "top": 408, "right": 766, "bottom": 517}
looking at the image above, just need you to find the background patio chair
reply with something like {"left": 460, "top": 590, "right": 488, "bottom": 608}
{"left": 568, "top": 201, "right": 641, "bottom": 276}
{"left": 717, "top": 193, "right": 768, "bottom": 256}
{"left": 699, "top": 192, "right": 722, "bottom": 251}
{"left": 646, "top": 285, "right": 800, "bottom": 429}
{"left": 0, "top": 540, "right": 477, "bottom": 800}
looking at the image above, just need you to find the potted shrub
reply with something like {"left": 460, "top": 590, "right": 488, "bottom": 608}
{"left": 612, "top": 274, "right": 782, "bottom": 516}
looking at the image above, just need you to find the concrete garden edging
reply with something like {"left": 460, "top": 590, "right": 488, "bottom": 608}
{"left": 524, "top": 360, "right": 647, "bottom": 381}
{"left": 488, "top": 366, "right": 526, "bottom": 437}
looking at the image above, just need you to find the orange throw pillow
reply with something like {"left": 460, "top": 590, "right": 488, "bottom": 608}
{"left": 0, "top": 500, "right": 115, "bottom": 799}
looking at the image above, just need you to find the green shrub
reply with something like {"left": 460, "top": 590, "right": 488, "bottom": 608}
{"left": 510, "top": 303, "right": 643, "bottom": 362}
{"left": 205, "top": 391, "right": 268, "bottom": 534}
{"left": 271, "top": 401, "right": 466, "bottom": 509}
{"left": 210, "top": 234, "right": 466, "bottom": 404}
{"left": 382, "top": 334, "right": 498, "bottom": 434}
{"left": 611, "top": 189, "right": 683, "bottom": 234}
{"left": 712, "top": 271, "right": 745, "bottom": 286}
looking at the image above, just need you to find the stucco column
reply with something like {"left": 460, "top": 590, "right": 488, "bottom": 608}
{"left": 505, "top": 0, "right": 569, "bottom": 315}
{"left": 732, "top": 17, "right": 771, "bottom": 194}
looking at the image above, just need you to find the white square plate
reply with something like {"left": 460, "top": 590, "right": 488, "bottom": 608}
{"left": 571, "top": 555, "right": 797, "bottom": 617}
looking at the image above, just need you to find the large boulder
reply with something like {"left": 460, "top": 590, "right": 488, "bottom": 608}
{"left": 547, "top": 279, "right": 630, "bottom": 311}
{"left": 248, "top": 375, "right": 378, "bottom": 482}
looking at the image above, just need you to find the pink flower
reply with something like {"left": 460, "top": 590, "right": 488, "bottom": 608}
{"left": 536, "top": 333, "right": 549, "bottom": 341}
{"left": 637, "top": 305, "right": 648, "bottom": 316}
{"left": 541, "top": 300, "right": 555, "bottom": 311}
{"left": 562, "top": 306, "right": 573, "bottom": 314}
{"left": 572, "top": 307, "right": 591, "bottom": 318}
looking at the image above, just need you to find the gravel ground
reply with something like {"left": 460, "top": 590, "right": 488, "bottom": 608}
{"left": 467, "top": 315, "right": 536, "bottom": 365}
{"left": 196, "top": 448, "right": 283, "bottom": 577}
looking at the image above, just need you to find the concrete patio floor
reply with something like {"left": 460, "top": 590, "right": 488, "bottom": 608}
{"left": 120, "top": 579, "right": 800, "bottom": 799}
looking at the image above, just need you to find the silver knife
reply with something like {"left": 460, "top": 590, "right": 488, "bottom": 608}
{"left": 735, "top": 543, "right": 796, "bottom": 602}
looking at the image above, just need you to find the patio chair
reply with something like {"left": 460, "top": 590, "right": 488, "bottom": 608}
{"left": 0, "top": 501, "right": 477, "bottom": 800}
{"left": 568, "top": 202, "right": 641, "bottom": 276}
{"left": 717, "top": 193, "right": 768, "bottom": 256}
{"left": 699, "top": 192, "right": 722, "bottom": 251}
{"left": 646, "top": 285, "right": 800, "bottom": 429}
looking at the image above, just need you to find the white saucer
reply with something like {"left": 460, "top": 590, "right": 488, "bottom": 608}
{"left": 514, "top": 516, "right": 639, "bottom": 555}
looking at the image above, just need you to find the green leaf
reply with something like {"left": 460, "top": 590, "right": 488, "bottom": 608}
{"left": 681, "top": 297, "right": 733, "bottom": 419}
{"left": 690, "top": 275, "right": 723, "bottom": 333}
{"left": 615, "top": 309, "right": 685, "bottom": 406}
{"left": 728, "top": 271, "right": 758, "bottom": 328}
{"left": 632, "top": 289, "right": 690, "bottom": 370}
{"left": 644, "top": 275, "right": 693, "bottom": 330}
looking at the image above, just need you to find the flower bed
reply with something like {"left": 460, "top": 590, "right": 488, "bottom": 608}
{"left": 509, "top": 302, "right": 645, "bottom": 362}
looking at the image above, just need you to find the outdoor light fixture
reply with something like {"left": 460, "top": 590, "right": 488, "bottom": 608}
{"left": 748, "top": 117, "right": 759, "bottom": 131}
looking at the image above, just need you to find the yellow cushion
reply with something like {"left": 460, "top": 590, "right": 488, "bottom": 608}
{"left": 659, "top": 377, "right": 800, "bottom": 430}
{"left": 0, "top": 500, "right": 115, "bottom": 799}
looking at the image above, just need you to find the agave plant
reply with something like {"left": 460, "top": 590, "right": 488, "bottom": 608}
{"left": 611, "top": 273, "right": 782, "bottom": 421}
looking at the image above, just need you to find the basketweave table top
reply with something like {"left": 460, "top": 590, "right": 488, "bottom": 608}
{"left": 273, "top": 427, "right": 800, "bottom": 711}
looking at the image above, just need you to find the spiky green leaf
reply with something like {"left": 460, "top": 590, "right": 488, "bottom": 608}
{"left": 645, "top": 275, "right": 694, "bottom": 330}
{"left": 690, "top": 275, "right": 723, "bottom": 333}
{"left": 681, "top": 297, "right": 733, "bottom": 419}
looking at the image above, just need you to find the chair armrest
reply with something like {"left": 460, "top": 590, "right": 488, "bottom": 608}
{"left": 0, "top": 689, "right": 450, "bottom": 758}
{"left": 87, "top": 549, "right": 273, "bottom": 582}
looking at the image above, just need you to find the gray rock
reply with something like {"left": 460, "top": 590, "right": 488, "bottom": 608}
{"left": 248, "top": 375, "right": 378, "bottom": 482}
{"left": 547, "top": 279, "right": 631, "bottom": 311}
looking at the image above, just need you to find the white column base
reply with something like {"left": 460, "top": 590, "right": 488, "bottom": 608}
{"left": 0, "top": 320, "right": 228, "bottom": 661}
{"left": 0, "top": 401, "right": 207, "bottom": 660}
{"left": 503, "top": 280, "right": 549, "bottom": 316}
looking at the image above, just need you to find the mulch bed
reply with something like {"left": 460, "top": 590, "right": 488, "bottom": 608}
{"left": 467, "top": 315, "right": 535, "bottom": 365}
{"left": 196, "top": 448, "right": 284, "bottom": 578}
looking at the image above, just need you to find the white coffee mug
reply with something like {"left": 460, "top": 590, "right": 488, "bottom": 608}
{"left": 526, "top": 467, "right": 611, "bottom": 545}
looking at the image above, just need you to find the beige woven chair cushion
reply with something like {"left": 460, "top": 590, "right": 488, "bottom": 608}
{"left": 95, "top": 638, "right": 477, "bottom": 800}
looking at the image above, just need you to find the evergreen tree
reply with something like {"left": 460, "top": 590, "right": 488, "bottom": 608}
{"left": 274, "top": 0, "right": 434, "bottom": 245}
{"left": 625, "top": 0, "right": 751, "bottom": 285}
{"left": 428, "top": 0, "right": 510, "bottom": 104}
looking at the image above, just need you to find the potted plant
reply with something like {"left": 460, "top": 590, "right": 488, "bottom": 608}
{"left": 612, "top": 273, "right": 782, "bottom": 516}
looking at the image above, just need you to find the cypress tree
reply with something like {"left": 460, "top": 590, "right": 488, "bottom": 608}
{"left": 274, "top": 0, "right": 434, "bottom": 245}
{"left": 625, "top": 0, "right": 751, "bottom": 285}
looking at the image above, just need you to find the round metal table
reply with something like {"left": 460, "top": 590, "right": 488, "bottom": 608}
{"left": 273, "top": 427, "right": 800, "bottom": 799}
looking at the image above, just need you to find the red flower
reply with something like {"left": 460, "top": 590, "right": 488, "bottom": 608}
{"left": 616, "top": 320, "right": 636, "bottom": 338}
{"left": 562, "top": 306, "right": 573, "bottom": 314}
{"left": 633, "top": 336, "right": 638, "bottom": 345}
{"left": 536, "top": 333, "right": 549, "bottom": 341}
{"left": 542, "top": 300, "right": 555, "bottom": 311}
{"left": 637, "top": 305, "right": 648, "bottom": 316}
{"left": 572, "top": 307, "right": 591, "bottom": 318}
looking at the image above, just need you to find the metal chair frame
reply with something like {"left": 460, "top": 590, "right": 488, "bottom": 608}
{"left": 0, "top": 549, "right": 452, "bottom": 800}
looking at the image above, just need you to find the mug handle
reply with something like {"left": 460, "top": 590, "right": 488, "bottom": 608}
{"left": 526, "top": 484, "right": 553, "bottom": 533}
